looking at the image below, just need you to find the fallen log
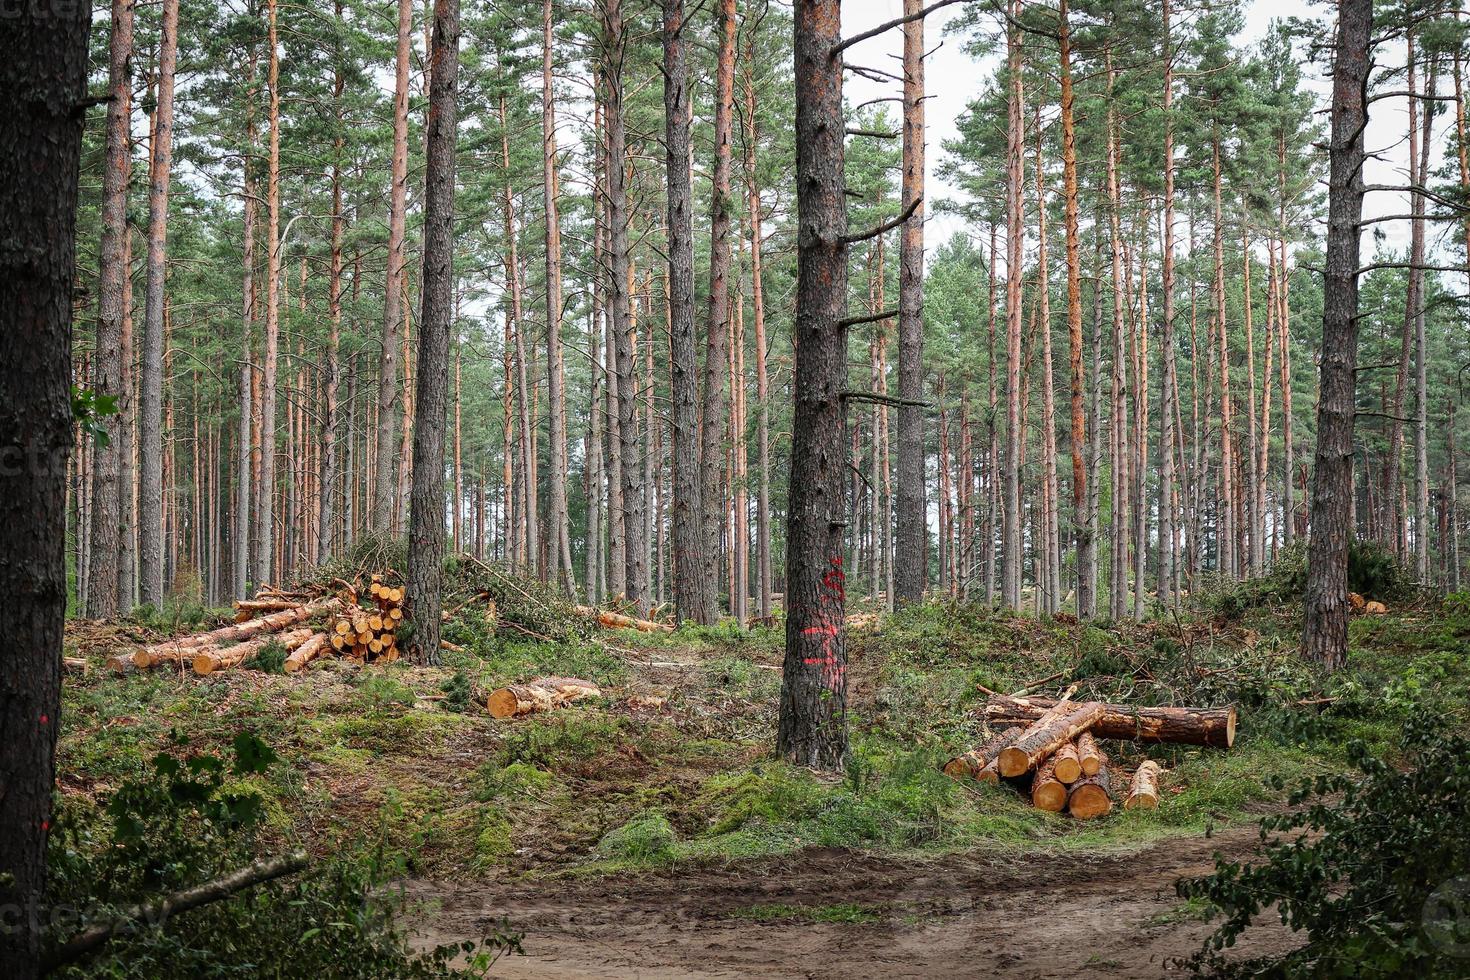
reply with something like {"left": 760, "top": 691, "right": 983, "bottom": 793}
{"left": 41, "top": 850, "right": 308, "bottom": 973}
{"left": 943, "top": 690, "right": 1080, "bottom": 781}
{"left": 282, "top": 633, "right": 331, "bottom": 674}
{"left": 132, "top": 597, "right": 339, "bottom": 670}
{"left": 1124, "top": 760, "right": 1162, "bottom": 810}
{"left": 232, "top": 598, "right": 303, "bottom": 620}
{"left": 192, "top": 628, "right": 315, "bottom": 676}
{"left": 63, "top": 656, "right": 88, "bottom": 673}
{"left": 1068, "top": 765, "right": 1113, "bottom": 820}
{"left": 487, "top": 676, "right": 602, "bottom": 719}
{"left": 984, "top": 695, "right": 1237, "bottom": 749}
{"left": 997, "top": 702, "right": 1106, "bottom": 777}
{"left": 1051, "top": 741, "right": 1083, "bottom": 784}
{"left": 574, "top": 605, "right": 675, "bottom": 633}
{"left": 1031, "top": 754, "right": 1068, "bottom": 812}
{"left": 1076, "top": 732, "right": 1103, "bottom": 776}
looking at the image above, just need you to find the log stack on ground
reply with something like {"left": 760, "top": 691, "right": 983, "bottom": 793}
{"left": 327, "top": 577, "right": 404, "bottom": 663}
{"left": 984, "top": 694, "right": 1237, "bottom": 749}
{"left": 945, "top": 690, "right": 1219, "bottom": 819}
{"left": 487, "top": 676, "right": 602, "bottom": 719}
{"left": 193, "top": 627, "right": 315, "bottom": 676}
{"left": 113, "top": 597, "right": 342, "bottom": 672}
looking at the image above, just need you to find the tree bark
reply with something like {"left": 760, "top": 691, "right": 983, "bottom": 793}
{"left": 374, "top": 0, "right": 412, "bottom": 532}
{"left": 319, "top": 18, "right": 345, "bottom": 561}
{"left": 1058, "top": 0, "right": 1093, "bottom": 618}
{"left": 406, "top": 0, "right": 461, "bottom": 667}
{"left": 255, "top": 0, "right": 282, "bottom": 587}
{"left": 664, "top": 0, "right": 713, "bottom": 625}
{"left": 0, "top": 0, "right": 88, "bottom": 966}
{"left": 1001, "top": 3, "right": 1024, "bottom": 611}
{"left": 1302, "top": 0, "right": 1371, "bottom": 669}
{"left": 895, "top": 0, "right": 927, "bottom": 605}
{"left": 778, "top": 0, "right": 849, "bottom": 771}
{"left": 140, "top": 0, "right": 180, "bottom": 605}
{"left": 543, "top": 0, "right": 575, "bottom": 596}
{"left": 701, "top": 0, "right": 738, "bottom": 599}
{"left": 1158, "top": 0, "right": 1179, "bottom": 607}
{"left": 87, "top": 0, "right": 135, "bottom": 618}
{"left": 744, "top": 38, "right": 774, "bottom": 621}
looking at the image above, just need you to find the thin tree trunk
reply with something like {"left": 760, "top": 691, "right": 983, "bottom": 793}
{"left": 1106, "top": 60, "right": 1129, "bottom": 619}
{"left": 406, "top": 0, "right": 461, "bottom": 665}
{"left": 139, "top": 0, "right": 179, "bottom": 604}
{"left": 1001, "top": 3, "right": 1025, "bottom": 610}
{"left": 744, "top": 38, "right": 773, "bottom": 620}
{"left": 1058, "top": 0, "right": 1092, "bottom": 618}
{"left": 604, "top": 0, "right": 644, "bottom": 610}
{"left": 701, "top": 0, "right": 737, "bottom": 597}
{"left": 1303, "top": 0, "right": 1371, "bottom": 669}
{"left": 372, "top": 0, "right": 412, "bottom": 532}
{"left": 543, "top": 0, "right": 575, "bottom": 594}
{"left": 319, "top": 23, "right": 344, "bottom": 560}
{"left": 87, "top": 0, "right": 134, "bottom": 617}
{"left": 255, "top": 0, "right": 282, "bottom": 587}
{"left": 664, "top": 0, "right": 713, "bottom": 624}
{"left": 1157, "top": 0, "right": 1178, "bottom": 607}
{"left": 1413, "top": 55, "right": 1435, "bottom": 580}
{"left": 895, "top": 0, "right": 927, "bottom": 604}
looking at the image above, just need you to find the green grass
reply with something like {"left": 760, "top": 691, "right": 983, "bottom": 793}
{"left": 58, "top": 586, "right": 1470, "bottom": 882}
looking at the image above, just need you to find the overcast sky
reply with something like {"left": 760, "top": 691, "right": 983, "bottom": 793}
{"left": 840, "top": 0, "right": 1447, "bottom": 261}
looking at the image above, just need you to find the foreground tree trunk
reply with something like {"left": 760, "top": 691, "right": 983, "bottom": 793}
{"left": 663, "top": 0, "right": 713, "bottom": 625}
{"left": 778, "top": 0, "right": 849, "bottom": 770}
{"left": 87, "top": 0, "right": 135, "bottom": 618}
{"left": 0, "top": 0, "right": 89, "bottom": 968}
{"left": 406, "top": 0, "right": 461, "bottom": 666}
{"left": 256, "top": 0, "right": 282, "bottom": 587}
{"left": 894, "top": 0, "right": 927, "bottom": 605}
{"left": 1303, "top": 0, "right": 1371, "bottom": 669}
{"left": 1157, "top": 0, "right": 1179, "bottom": 607}
{"left": 140, "top": 0, "right": 180, "bottom": 605}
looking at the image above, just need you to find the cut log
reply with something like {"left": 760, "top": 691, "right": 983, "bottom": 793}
{"left": 1068, "top": 764, "right": 1113, "bottom": 820}
{"left": 232, "top": 598, "right": 302, "bottom": 616}
{"left": 574, "top": 605, "right": 675, "bottom": 633}
{"left": 944, "top": 694, "right": 1080, "bottom": 781}
{"left": 133, "top": 597, "right": 339, "bottom": 669}
{"left": 984, "top": 695, "right": 1236, "bottom": 749}
{"left": 487, "top": 676, "right": 602, "bottom": 719}
{"left": 283, "top": 632, "right": 331, "bottom": 674}
{"left": 63, "top": 656, "right": 88, "bottom": 673}
{"left": 1052, "top": 741, "right": 1082, "bottom": 784}
{"left": 1031, "top": 754, "right": 1068, "bottom": 812}
{"left": 1124, "top": 760, "right": 1162, "bottom": 810}
{"left": 1076, "top": 731, "right": 1103, "bottom": 776}
{"left": 997, "top": 702, "right": 1106, "bottom": 777}
{"left": 192, "top": 627, "right": 314, "bottom": 676}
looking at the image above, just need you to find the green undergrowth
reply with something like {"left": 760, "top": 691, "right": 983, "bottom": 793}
{"left": 59, "top": 573, "right": 1470, "bottom": 885}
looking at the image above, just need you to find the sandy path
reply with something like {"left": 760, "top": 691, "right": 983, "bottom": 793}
{"left": 404, "top": 821, "right": 1295, "bottom": 978}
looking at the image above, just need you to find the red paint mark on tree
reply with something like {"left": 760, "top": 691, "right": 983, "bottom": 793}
{"left": 801, "top": 556, "right": 847, "bottom": 689}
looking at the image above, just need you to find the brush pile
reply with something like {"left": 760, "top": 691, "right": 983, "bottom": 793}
{"left": 944, "top": 686, "right": 1236, "bottom": 820}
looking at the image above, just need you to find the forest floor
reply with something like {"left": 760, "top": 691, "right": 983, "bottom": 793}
{"left": 59, "top": 572, "right": 1470, "bottom": 977}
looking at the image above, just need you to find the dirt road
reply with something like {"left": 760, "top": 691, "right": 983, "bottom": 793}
{"left": 405, "top": 821, "right": 1295, "bottom": 978}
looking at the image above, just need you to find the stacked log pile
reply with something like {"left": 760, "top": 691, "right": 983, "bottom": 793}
{"left": 945, "top": 691, "right": 1236, "bottom": 820}
{"left": 327, "top": 578, "right": 405, "bottom": 663}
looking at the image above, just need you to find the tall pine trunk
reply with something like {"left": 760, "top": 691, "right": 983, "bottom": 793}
{"left": 895, "top": 0, "right": 927, "bottom": 604}
{"left": 1303, "top": 0, "right": 1371, "bottom": 669}
{"left": 1001, "top": 3, "right": 1025, "bottom": 610}
{"left": 0, "top": 0, "right": 89, "bottom": 967}
{"left": 374, "top": 0, "right": 412, "bottom": 530}
{"left": 406, "top": 0, "right": 461, "bottom": 666}
{"left": 140, "top": 0, "right": 180, "bottom": 604}
{"left": 543, "top": 0, "right": 575, "bottom": 595}
{"left": 664, "top": 0, "right": 713, "bottom": 624}
{"left": 87, "top": 0, "right": 134, "bottom": 617}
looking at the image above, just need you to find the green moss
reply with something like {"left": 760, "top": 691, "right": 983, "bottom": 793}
{"left": 598, "top": 812, "right": 677, "bottom": 862}
{"left": 731, "top": 903, "right": 880, "bottom": 924}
